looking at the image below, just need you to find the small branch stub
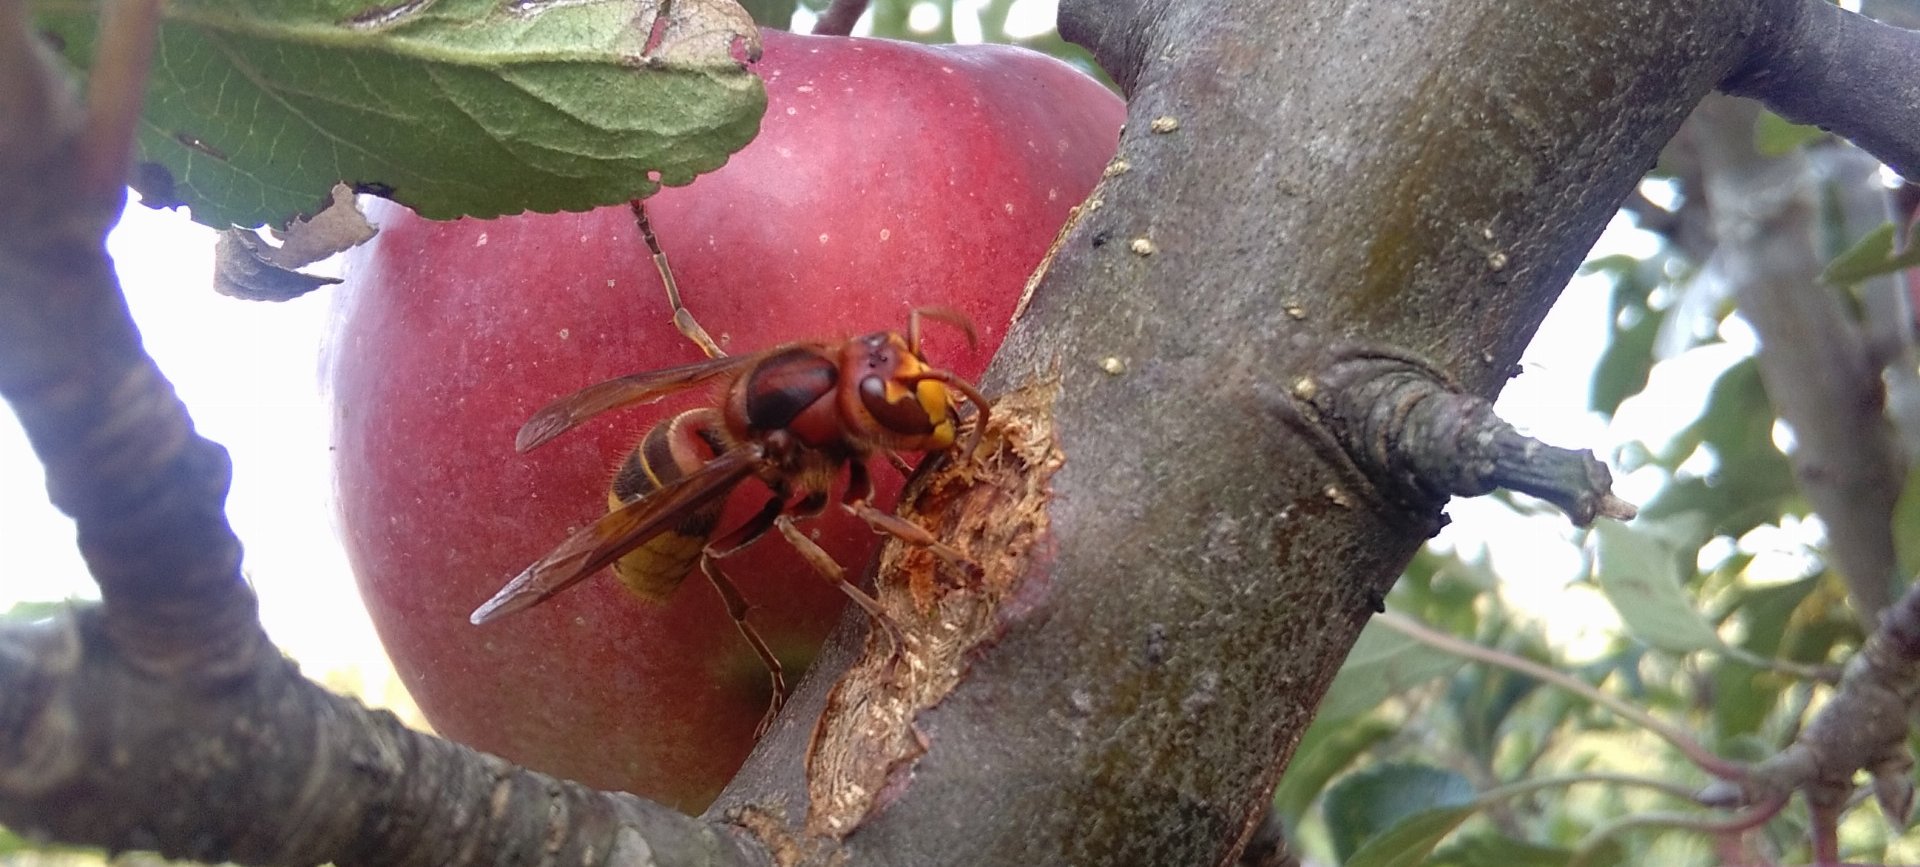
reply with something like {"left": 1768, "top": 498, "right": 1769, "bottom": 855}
{"left": 1276, "top": 345, "right": 1636, "bottom": 528}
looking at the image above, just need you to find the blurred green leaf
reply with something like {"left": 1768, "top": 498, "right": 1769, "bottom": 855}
{"left": 35, "top": 0, "right": 765, "bottom": 227}
{"left": 1431, "top": 833, "right": 1621, "bottom": 867}
{"left": 1820, "top": 222, "right": 1920, "bottom": 286}
{"left": 1319, "top": 620, "right": 1471, "bottom": 722}
{"left": 1274, "top": 717, "right": 1395, "bottom": 825}
{"left": 2, "top": 600, "right": 68, "bottom": 621}
{"left": 1774, "top": 576, "right": 1859, "bottom": 667}
{"left": 1892, "top": 467, "right": 1920, "bottom": 577}
{"left": 1754, "top": 110, "right": 1826, "bottom": 156}
{"left": 1451, "top": 634, "right": 1548, "bottom": 764}
{"left": 1391, "top": 547, "right": 1493, "bottom": 638}
{"left": 1642, "top": 359, "right": 1798, "bottom": 538}
{"left": 1346, "top": 807, "right": 1479, "bottom": 867}
{"left": 1326, "top": 763, "right": 1475, "bottom": 865}
{"left": 1595, "top": 520, "right": 1725, "bottom": 653}
{"left": 738, "top": 0, "right": 798, "bottom": 27}
{"left": 1586, "top": 254, "right": 1666, "bottom": 417}
{"left": 868, "top": 0, "right": 943, "bottom": 40}
{"left": 1725, "top": 573, "right": 1820, "bottom": 658}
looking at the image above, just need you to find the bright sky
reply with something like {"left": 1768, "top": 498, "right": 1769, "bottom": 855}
{"left": 0, "top": 1, "right": 1743, "bottom": 693}
{"left": 0, "top": 204, "right": 384, "bottom": 681}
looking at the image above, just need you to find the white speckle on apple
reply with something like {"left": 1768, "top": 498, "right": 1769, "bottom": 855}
{"left": 942, "top": 66, "right": 953, "bottom": 74}
{"left": 558, "top": 328, "right": 570, "bottom": 340}
{"left": 819, "top": 233, "right": 831, "bottom": 245}
{"left": 1004, "top": 203, "right": 1015, "bottom": 215}
{"left": 1049, "top": 189, "right": 1060, "bottom": 201}
{"left": 786, "top": 107, "right": 797, "bottom": 116}
{"left": 797, "top": 85, "right": 814, "bottom": 93}
{"left": 879, "top": 228, "right": 891, "bottom": 241}
{"left": 475, "top": 233, "right": 488, "bottom": 246}
{"left": 777, "top": 146, "right": 794, "bottom": 159}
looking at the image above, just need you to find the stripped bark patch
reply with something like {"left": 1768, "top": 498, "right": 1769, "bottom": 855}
{"left": 804, "top": 381, "right": 1063, "bottom": 838}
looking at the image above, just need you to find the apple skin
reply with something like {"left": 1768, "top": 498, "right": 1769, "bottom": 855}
{"left": 329, "top": 29, "right": 1122, "bottom": 812}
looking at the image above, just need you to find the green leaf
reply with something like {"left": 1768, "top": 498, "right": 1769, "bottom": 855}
{"left": 1273, "top": 717, "right": 1394, "bottom": 824}
{"left": 1753, "top": 110, "right": 1826, "bottom": 156}
{"left": 1318, "top": 619, "right": 1470, "bottom": 722}
{"left": 1821, "top": 222, "right": 1920, "bottom": 287}
{"left": 1641, "top": 359, "right": 1798, "bottom": 539}
{"left": 1892, "top": 465, "right": 1920, "bottom": 577}
{"left": 1345, "top": 807, "right": 1478, "bottom": 867}
{"left": 1325, "top": 763, "right": 1476, "bottom": 865}
{"left": 35, "top": 0, "right": 766, "bottom": 227}
{"left": 736, "top": 0, "right": 798, "bottom": 27}
{"left": 1450, "top": 636, "right": 1548, "bottom": 763}
{"left": 1, "top": 600, "right": 69, "bottom": 621}
{"left": 1594, "top": 520, "right": 1725, "bottom": 653}
{"left": 1430, "top": 833, "right": 1620, "bottom": 867}
{"left": 1588, "top": 255, "right": 1666, "bottom": 417}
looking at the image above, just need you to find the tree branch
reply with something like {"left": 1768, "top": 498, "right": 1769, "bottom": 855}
{"left": 713, "top": 1, "right": 1768, "bottom": 863}
{"left": 1724, "top": 0, "right": 1920, "bottom": 181}
{"left": 1730, "top": 571, "right": 1920, "bottom": 832}
{"left": 0, "top": 5, "right": 749, "bottom": 865}
{"left": 1688, "top": 94, "right": 1907, "bottom": 629}
{"left": 811, "top": 0, "right": 867, "bottom": 37}
{"left": 1056, "top": 0, "right": 1166, "bottom": 95}
{"left": 0, "top": 608, "right": 747, "bottom": 866}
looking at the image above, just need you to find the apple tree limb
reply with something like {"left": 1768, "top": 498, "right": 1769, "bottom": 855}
{"left": 1722, "top": 0, "right": 1920, "bottom": 182}
{"left": 0, "top": 3, "right": 751, "bottom": 865}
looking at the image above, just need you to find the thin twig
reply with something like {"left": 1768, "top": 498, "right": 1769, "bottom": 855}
{"left": 1374, "top": 612, "right": 1747, "bottom": 782}
{"left": 813, "top": 0, "right": 868, "bottom": 35}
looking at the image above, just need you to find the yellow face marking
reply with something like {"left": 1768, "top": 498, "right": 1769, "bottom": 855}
{"left": 915, "top": 381, "right": 956, "bottom": 449}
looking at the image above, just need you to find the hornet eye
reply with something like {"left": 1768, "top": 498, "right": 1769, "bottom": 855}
{"left": 858, "top": 375, "right": 935, "bottom": 435}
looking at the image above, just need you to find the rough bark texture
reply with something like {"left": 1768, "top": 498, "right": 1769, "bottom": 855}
{"left": 711, "top": 2, "right": 1761, "bottom": 864}
{"left": 1723, "top": 0, "right": 1920, "bottom": 181}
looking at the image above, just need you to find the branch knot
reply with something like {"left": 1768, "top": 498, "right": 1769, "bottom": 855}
{"left": 1276, "top": 344, "right": 1636, "bottom": 529}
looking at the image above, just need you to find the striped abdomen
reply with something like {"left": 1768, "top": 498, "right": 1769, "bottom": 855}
{"left": 605, "top": 409, "right": 729, "bottom": 600}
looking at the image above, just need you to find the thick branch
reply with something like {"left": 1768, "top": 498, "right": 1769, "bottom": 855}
{"left": 0, "top": 607, "right": 747, "bottom": 867}
{"left": 715, "top": 2, "right": 1766, "bottom": 864}
{"left": 1735, "top": 573, "right": 1920, "bottom": 829}
{"left": 1689, "top": 95, "right": 1906, "bottom": 628}
{"left": 1056, "top": 0, "right": 1165, "bottom": 95}
{"left": 1724, "top": 0, "right": 1920, "bottom": 181}
{"left": 0, "top": 0, "right": 256, "bottom": 676}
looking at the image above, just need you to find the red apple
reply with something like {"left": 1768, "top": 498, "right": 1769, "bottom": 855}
{"left": 328, "top": 29, "right": 1121, "bottom": 812}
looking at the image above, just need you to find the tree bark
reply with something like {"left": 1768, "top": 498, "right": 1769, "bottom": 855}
{"left": 710, "top": 2, "right": 1763, "bottom": 864}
